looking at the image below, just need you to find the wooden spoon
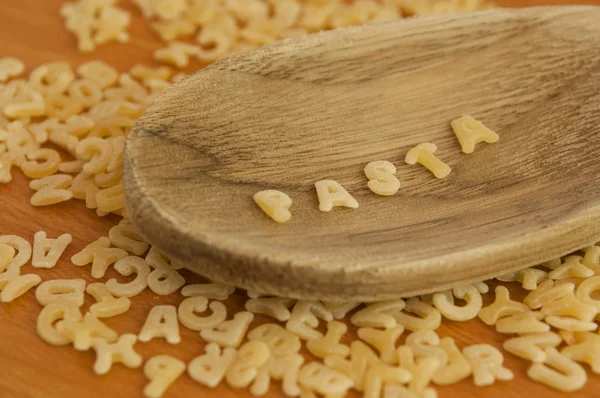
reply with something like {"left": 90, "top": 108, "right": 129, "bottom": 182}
{"left": 124, "top": 6, "right": 600, "bottom": 302}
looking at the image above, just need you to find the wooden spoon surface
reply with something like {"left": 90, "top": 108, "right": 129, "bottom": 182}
{"left": 124, "top": 6, "right": 600, "bottom": 301}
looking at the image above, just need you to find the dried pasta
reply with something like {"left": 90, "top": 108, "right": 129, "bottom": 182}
{"left": 200, "top": 311, "right": 254, "bottom": 348}
{"left": 138, "top": 305, "right": 181, "bottom": 344}
{"left": 31, "top": 231, "right": 72, "bottom": 268}
{"left": 405, "top": 143, "right": 451, "bottom": 179}
{"left": 314, "top": 180, "right": 359, "bottom": 212}
{"left": 364, "top": 160, "right": 400, "bottom": 196}
{"left": 527, "top": 348, "right": 587, "bottom": 392}
{"left": 450, "top": 115, "right": 499, "bottom": 154}
{"left": 144, "top": 355, "right": 186, "bottom": 398}
{"left": 91, "top": 334, "right": 143, "bottom": 375}
{"left": 188, "top": 343, "right": 237, "bottom": 387}
{"left": 253, "top": 190, "right": 293, "bottom": 223}
{"left": 177, "top": 296, "right": 227, "bottom": 331}
{"left": 35, "top": 278, "right": 86, "bottom": 307}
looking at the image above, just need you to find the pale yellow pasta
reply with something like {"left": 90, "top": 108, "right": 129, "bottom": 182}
{"left": 396, "top": 347, "right": 441, "bottom": 396}
{"left": 29, "top": 62, "right": 73, "bottom": 95}
{"left": 105, "top": 74, "right": 148, "bottom": 103}
{"left": 138, "top": 305, "right": 181, "bottom": 344}
{"left": 45, "top": 93, "right": 84, "bottom": 121}
{"left": 96, "top": 181, "right": 124, "bottom": 212}
{"left": 152, "top": 19, "right": 197, "bottom": 42}
{"left": 582, "top": 245, "right": 600, "bottom": 273}
{"left": 298, "top": 361, "right": 354, "bottom": 397}
{"left": 71, "top": 236, "right": 128, "bottom": 278}
{"left": 0, "top": 152, "right": 15, "bottom": 183}
{"left": 322, "top": 300, "right": 360, "bottom": 320}
{"left": 57, "top": 312, "right": 118, "bottom": 351}
{"left": 0, "top": 244, "right": 15, "bottom": 272}
{"left": 495, "top": 312, "right": 550, "bottom": 334}
{"left": 450, "top": 115, "right": 499, "bottom": 154}
{"left": 324, "top": 340, "right": 382, "bottom": 392}
{"left": 105, "top": 255, "right": 150, "bottom": 297}
{"left": 196, "top": 16, "right": 239, "bottom": 61}
{"left": 253, "top": 190, "right": 293, "bottom": 223}
{"left": 548, "top": 256, "right": 594, "bottom": 280}
{"left": 350, "top": 299, "right": 405, "bottom": 329}
{"left": 433, "top": 284, "right": 481, "bottom": 321}
{"left": 85, "top": 183, "right": 100, "bottom": 209}
{"left": 68, "top": 78, "right": 103, "bottom": 108}
{"left": 463, "top": 344, "right": 513, "bottom": 386}
{"left": 94, "top": 6, "right": 131, "bottom": 45}
{"left": 91, "top": 333, "right": 142, "bottom": 375}
{"left": 527, "top": 348, "right": 587, "bottom": 392}
{"left": 542, "top": 258, "right": 563, "bottom": 270}
{"left": 76, "top": 136, "right": 112, "bottom": 174}
{"left": 31, "top": 231, "right": 72, "bottom": 268}
{"left": 560, "top": 330, "right": 578, "bottom": 346}
{"left": 87, "top": 283, "right": 131, "bottom": 318}
{"left": 35, "top": 278, "right": 86, "bottom": 307}
{"left": 181, "top": 282, "right": 235, "bottom": 300}
{"left": 545, "top": 316, "right": 598, "bottom": 332}
{"left": 63, "top": 11, "right": 95, "bottom": 52}
{"left": 286, "top": 300, "right": 332, "bottom": 340}
{"left": 503, "top": 332, "right": 562, "bottom": 363}
{"left": 154, "top": 41, "right": 200, "bottom": 68}
{"left": 394, "top": 297, "right": 441, "bottom": 331}
{"left": 405, "top": 143, "right": 451, "bottom": 179}
{"left": 245, "top": 297, "right": 295, "bottom": 322}
{"left": 306, "top": 321, "right": 350, "bottom": 359}
{"left": 147, "top": 265, "right": 185, "bottom": 295}
{"left": 36, "top": 301, "right": 83, "bottom": 345}
{"left": 108, "top": 224, "right": 149, "bottom": 255}
{"left": 405, "top": 329, "right": 448, "bottom": 367}
{"left": 145, "top": 245, "right": 170, "bottom": 268}
{"left": 561, "top": 332, "right": 600, "bottom": 374}
{"left": 247, "top": 323, "right": 301, "bottom": 358}
{"left": 541, "top": 291, "right": 597, "bottom": 321}
{"left": 357, "top": 325, "right": 404, "bottom": 365}
{"left": 69, "top": 171, "right": 94, "bottom": 199}
{"left": 433, "top": 337, "right": 472, "bottom": 385}
{"left": 251, "top": 353, "right": 304, "bottom": 397}
{"left": 364, "top": 160, "right": 400, "bottom": 196}
{"left": 1, "top": 273, "right": 42, "bottom": 303}
{"left": 498, "top": 268, "right": 548, "bottom": 290}
{"left": 6, "top": 121, "right": 37, "bottom": 166}
{"left": 29, "top": 174, "right": 73, "bottom": 206}
{"left": 200, "top": 311, "right": 254, "bottom": 348}
{"left": 94, "top": 168, "right": 122, "bottom": 189}
{"left": 0, "top": 57, "right": 25, "bottom": 82}
{"left": 0, "top": 234, "right": 31, "bottom": 268}
{"left": 225, "top": 340, "right": 271, "bottom": 389}
{"left": 363, "top": 362, "right": 412, "bottom": 398}
{"left": 314, "top": 179, "right": 359, "bottom": 212}
{"left": 524, "top": 280, "right": 575, "bottom": 309}
{"left": 478, "top": 285, "right": 530, "bottom": 325}
{"left": 188, "top": 343, "right": 237, "bottom": 387}
{"left": 178, "top": 296, "right": 227, "bottom": 331}
{"left": 20, "top": 148, "right": 61, "bottom": 179}
{"left": 106, "top": 136, "right": 125, "bottom": 172}
{"left": 77, "top": 60, "right": 118, "bottom": 89}
{"left": 143, "top": 355, "right": 186, "bottom": 398}
{"left": 575, "top": 276, "right": 600, "bottom": 311}
{"left": 3, "top": 91, "right": 46, "bottom": 118}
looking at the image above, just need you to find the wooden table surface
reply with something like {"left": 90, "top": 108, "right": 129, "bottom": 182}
{"left": 1, "top": 1, "right": 599, "bottom": 397}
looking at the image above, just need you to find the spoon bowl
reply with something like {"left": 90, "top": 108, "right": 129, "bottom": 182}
{"left": 124, "top": 6, "right": 600, "bottom": 301}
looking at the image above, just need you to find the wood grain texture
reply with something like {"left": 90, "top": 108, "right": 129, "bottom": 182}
{"left": 125, "top": 6, "right": 600, "bottom": 302}
{"left": 2, "top": 1, "right": 600, "bottom": 398}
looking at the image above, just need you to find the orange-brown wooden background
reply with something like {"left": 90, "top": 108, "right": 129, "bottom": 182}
{"left": 1, "top": 1, "right": 599, "bottom": 397}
